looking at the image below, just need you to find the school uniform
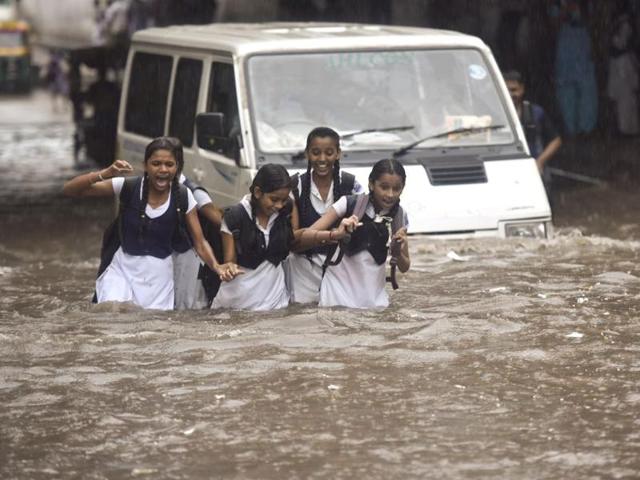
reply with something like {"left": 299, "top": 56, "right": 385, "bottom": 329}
{"left": 173, "top": 174, "right": 213, "bottom": 310}
{"left": 96, "top": 176, "right": 197, "bottom": 310}
{"left": 211, "top": 195, "right": 291, "bottom": 311}
{"left": 288, "top": 172, "right": 363, "bottom": 304}
{"left": 319, "top": 195, "right": 408, "bottom": 309}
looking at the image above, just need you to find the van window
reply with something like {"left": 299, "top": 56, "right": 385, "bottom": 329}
{"left": 125, "top": 52, "right": 172, "bottom": 138}
{"left": 205, "top": 62, "right": 240, "bottom": 159}
{"left": 169, "top": 58, "right": 203, "bottom": 147}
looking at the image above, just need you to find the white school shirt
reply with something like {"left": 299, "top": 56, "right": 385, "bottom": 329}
{"left": 288, "top": 173, "right": 363, "bottom": 304}
{"left": 211, "top": 195, "right": 289, "bottom": 311}
{"left": 95, "top": 176, "right": 197, "bottom": 310}
{"left": 319, "top": 195, "right": 408, "bottom": 309}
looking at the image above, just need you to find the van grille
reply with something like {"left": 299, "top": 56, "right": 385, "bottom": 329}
{"left": 427, "top": 164, "right": 487, "bottom": 186}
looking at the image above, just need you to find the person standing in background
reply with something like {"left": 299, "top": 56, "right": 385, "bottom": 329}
{"left": 551, "top": 0, "right": 598, "bottom": 136}
{"left": 504, "top": 70, "right": 562, "bottom": 202}
{"left": 45, "top": 51, "right": 69, "bottom": 113}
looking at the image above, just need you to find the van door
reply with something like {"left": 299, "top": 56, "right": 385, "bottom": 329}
{"left": 190, "top": 60, "right": 246, "bottom": 207}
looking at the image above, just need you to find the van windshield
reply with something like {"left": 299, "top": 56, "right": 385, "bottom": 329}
{"left": 247, "top": 49, "right": 514, "bottom": 156}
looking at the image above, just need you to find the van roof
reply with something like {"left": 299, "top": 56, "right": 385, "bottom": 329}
{"left": 132, "top": 22, "right": 487, "bottom": 56}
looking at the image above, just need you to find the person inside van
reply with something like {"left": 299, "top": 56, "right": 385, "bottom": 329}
{"left": 63, "top": 136, "right": 237, "bottom": 310}
{"left": 288, "top": 127, "right": 363, "bottom": 304}
{"left": 294, "top": 158, "right": 411, "bottom": 309}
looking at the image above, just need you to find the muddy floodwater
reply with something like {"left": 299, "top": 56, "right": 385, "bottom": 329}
{"left": 1, "top": 105, "right": 640, "bottom": 479}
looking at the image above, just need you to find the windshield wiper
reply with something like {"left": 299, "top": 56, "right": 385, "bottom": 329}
{"left": 289, "top": 125, "right": 415, "bottom": 161}
{"left": 340, "top": 125, "right": 414, "bottom": 140}
{"left": 392, "top": 124, "right": 506, "bottom": 159}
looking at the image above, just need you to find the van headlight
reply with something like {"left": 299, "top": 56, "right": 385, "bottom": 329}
{"left": 504, "top": 221, "right": 549, "bottom": 239}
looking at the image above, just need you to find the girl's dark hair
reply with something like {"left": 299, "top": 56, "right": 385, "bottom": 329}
{"left": 368, "top": 158, "right": 406, "bottom": 213}
{"left": 249, "top": 163, "right": 292, "bottom": 219}
{"left": 305, "top": 126, "right": 340, "bottom": 152}
{"left": 503, "top": 70, "right": 524, "bottom": 84}
{"left": 138, "top": 136, "right": 185, "bottom": 241}
{"left": 369, "top": 158, "right": 406, "bottom": 186}
{"left": 301, "top": 127, "right": 342, "bottom": 222}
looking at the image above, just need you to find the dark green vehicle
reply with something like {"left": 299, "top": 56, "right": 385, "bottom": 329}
{"left": 0, "top": 20, "right": 32, "bottom": 93}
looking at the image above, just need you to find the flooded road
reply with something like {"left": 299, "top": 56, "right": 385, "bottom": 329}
{"left": 1, "top": 92, "right": 639, "bottom": 479}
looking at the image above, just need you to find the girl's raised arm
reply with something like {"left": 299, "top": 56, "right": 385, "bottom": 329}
{"left": 62, "top": 159, "right": 134, "bottom": 198}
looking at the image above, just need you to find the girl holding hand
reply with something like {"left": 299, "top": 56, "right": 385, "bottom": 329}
{"left": 63, "top": 136, "right": 237, "bottom": 310}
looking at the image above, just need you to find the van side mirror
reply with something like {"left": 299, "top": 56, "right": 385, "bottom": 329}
{"left": 196, "top": 112, "right": 226, "bottom": 150}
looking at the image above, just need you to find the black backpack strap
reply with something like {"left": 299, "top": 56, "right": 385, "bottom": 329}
{"left": 321, "top": 194, "right": 369, "bottom": 276}
{"left": 117, "top": 176, "right": 138, "bottom": 242}
{"left": 175, "top": 182, "right": 192, "bottom": 247}
{"left": 183, "top": 176, "right": 208, "bottom": 194}
{"left": 339, "top": 171, "right": 356, "bottom": 196}
{"left": 120, "top": 176, "right": 138, "bottom": 204}
{"left": 386, "top": 205, "right": 405, "bottom": 290}
{"left": 176, "top": 183, "right": 189, "bottom": 222}
{"left": 351, "top": 193, "right": 369, "bottom": 220}
{"left": 522, "top": 100, "right": 536, "bottom": 130}
{"left": 223, "top": 204, "right": 246, "bottom": 255}
{"left": 391, "top": 205, "right": 405, "bottom": 235}
{"left": 290, "top": 172, "right": 301, "bottom": 205}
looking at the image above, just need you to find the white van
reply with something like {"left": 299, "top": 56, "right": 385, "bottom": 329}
{"left": 118, "top": 22, "right": 552, "bottom": 238}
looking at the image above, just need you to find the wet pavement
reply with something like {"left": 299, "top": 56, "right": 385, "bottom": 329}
{"left": 1, "top": 90, "right": 639, "bottom": 479}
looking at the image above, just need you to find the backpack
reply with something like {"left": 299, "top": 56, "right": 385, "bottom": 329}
{"left": 223, "top": 200, "right": 294, "bottom": 269}
{"left": 92, "top": 177, "right": 189, "bottom": 302}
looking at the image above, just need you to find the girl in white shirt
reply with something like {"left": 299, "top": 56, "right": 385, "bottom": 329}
{"left": 295, "top": 158, "right": 411, "bottom": 309}
{"left": 288, "top": 127, "right": 363, "bottom": 304}
{"left": 211, "top": 164, "right": 298, "bottom": 311}
{"left": 174, "top": 172, "right": 224, "bottom": 310}
{"left": 63, "top": 136, "right": 235, "bottom": 310}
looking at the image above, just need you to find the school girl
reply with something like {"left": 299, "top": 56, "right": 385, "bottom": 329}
{"left": 211, "top": 164, "right": 298, "bottom": 311}
{"left": 297, "top": 158, "right": 411, "bottom": 309}
{"left": 288, "top": 127, "right": 363, "bottom": 304}
{"left": 174, "top": 170, "right": 224, "bottom": 310}
{"left": 63, "top": 136, "right": 235, "bottom": 310}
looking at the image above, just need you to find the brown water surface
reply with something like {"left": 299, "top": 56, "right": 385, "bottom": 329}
{"left": 1, "top": 101, "right": 639, "bottom": 479}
